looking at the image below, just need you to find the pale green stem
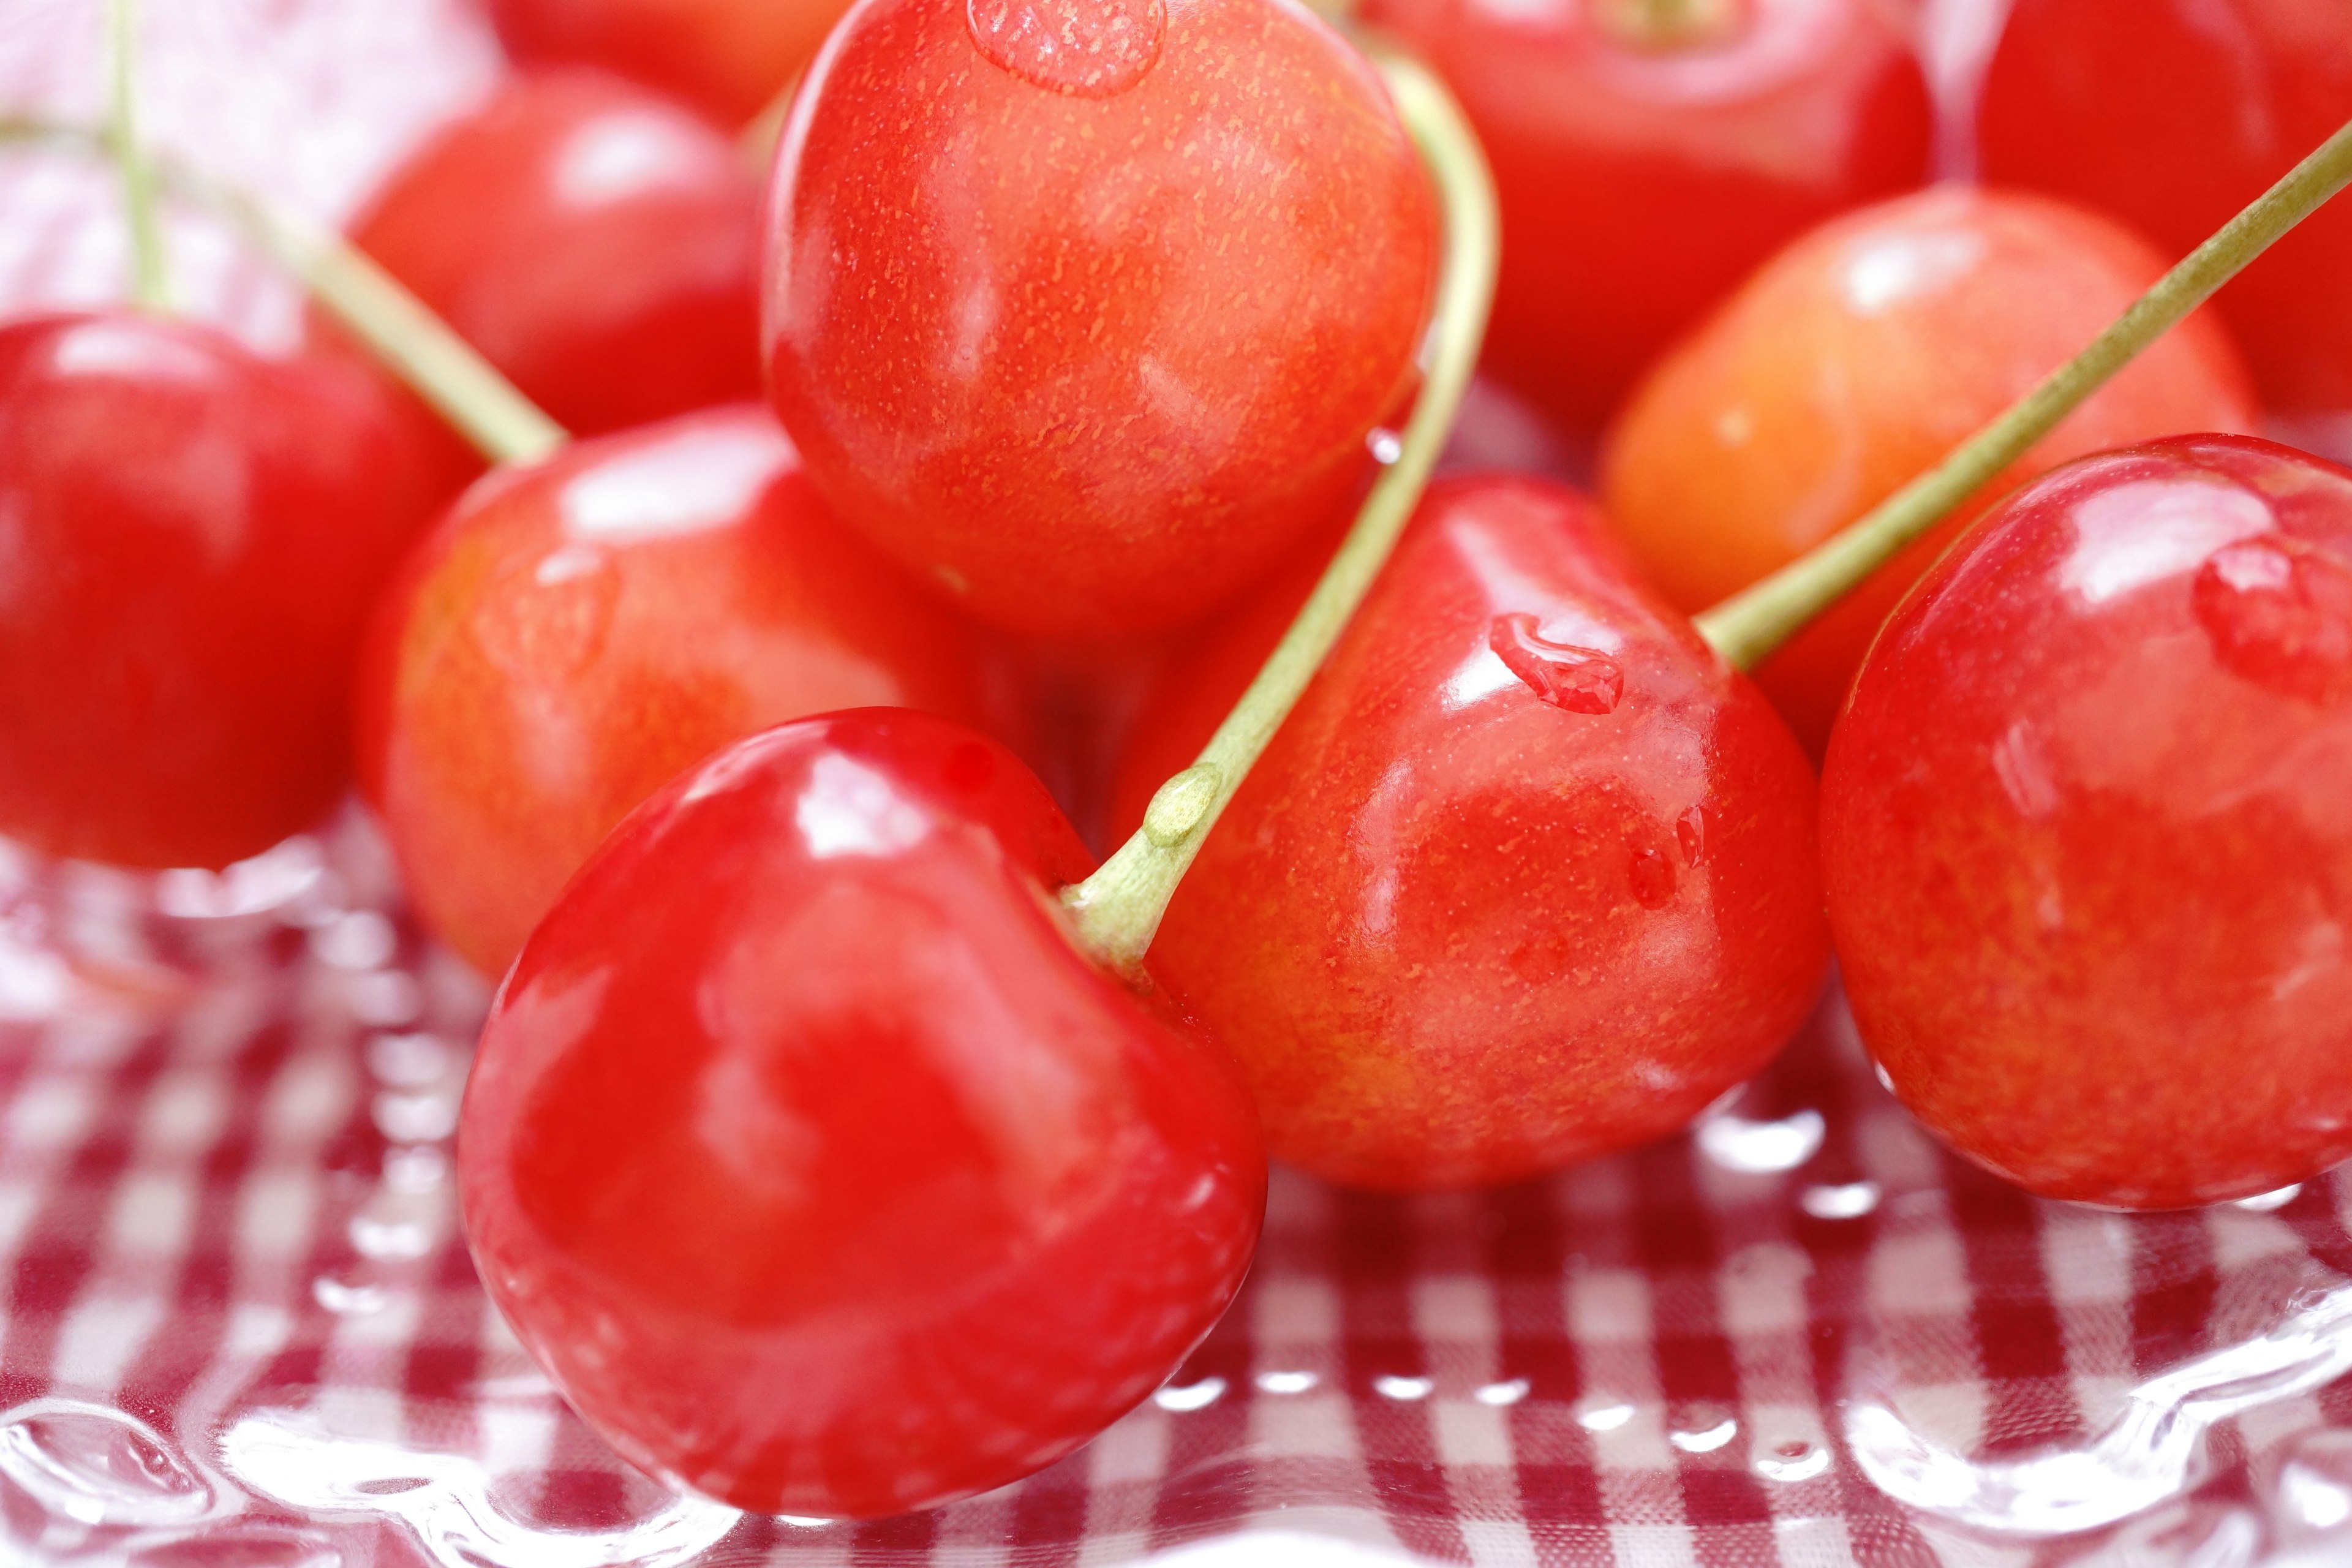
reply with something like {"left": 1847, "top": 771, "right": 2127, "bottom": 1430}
{"left": 1695, "top": 115, "right": 2352, "bottom": 671}
{"left": 1062, "top": 48, "right": 1499, "bottom": 973}
{"left": 106, "top": 0, "right": 168, "bottom": 311}
{"left": 0, "top": 114, "right": 564, "bottom": 466}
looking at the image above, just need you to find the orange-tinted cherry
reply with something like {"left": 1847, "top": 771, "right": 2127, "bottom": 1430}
{"left": 362, "top": 404, "right": 1017, "bottom": 979}
{"left": 1602, "top": 186, "right": 2259, "bottom": 753}
{"left": 1362, "top": 0, "right": 1931, "bottom": 431}
{"left": 1121, "top": 474, "right": 1829, "bottom": 1189}
{"left": 1980, "top": 0, "right": 2352, "bottom": 417}
{"left": 1823, "top": 434, "right": 2352, "bottom": 1209}
{"left": 315, "top": 67, "right": 761, "bottom": 443}
{"left": 486, "top": 0, "right": 848, "bottom": 126}
{"left": 0, "top": 312, "right": 439, "bottom": 870}
{"left": 461, "top": 707, "right": 1265, "bottom": 1516}
{"left": 763, "top": 0, "right": 1438, "bottom": 640}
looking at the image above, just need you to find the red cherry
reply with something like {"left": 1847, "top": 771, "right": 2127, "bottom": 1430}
{"left": 1362, "top": 0, "right": 1931, "bottom": 431}
{"left": 1602, "top": 186, "right": 2260, "bottom": 754}
{"left": 486, "top": 0, "right": 849, "bottom": 126}
{"left": 1822, "top": 434, "right": 2352, "bottom": 1209}
{"left": 314, "top": 68, "right": 762, "bottom": 442}
{"left": 362, "top": 404, "right": 1019, "bottom": 979}
{"left": 1119, "top": 474, "right": 1829, "bottom": 1189}
{"left": 0, "top": 312, "right": 439, "bottom": 870}
{"left": 1980, "top": 0, "right": 2352, "bottom": 416}
{"left": 762, "top": 0, "right": 1438, "bottom": 639}
{"left": 459, "top": 707, "right": 1265, "bottom": 1516}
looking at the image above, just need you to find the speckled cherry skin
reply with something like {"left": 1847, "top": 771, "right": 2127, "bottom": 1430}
{"left": 762, "top": 0, "right": 1436, "bottom": 640}
{"left": 488, "top": 0, "right": 849, "bottom": 125}
{"left": 361, "top": 405, "right": 1014, "bottom": 979}
{"left": 1602, "top": 186, "right": 2260, "bottom": 754}
{"left": 1823, "top": 435, "right": 2352, "bottom": 1210}
{"left": 1130, "top": 475, "right": 1829, "bottom": 1189}
{"left": 318, "top": 67, "right": 761, "bottom": 439}
{"left": 1363, "top": 0, "right": 1931, "bottom": 431}
{"left": 0, "top": 312, "right": 439, "bottom": 870}
{"left": 460, "top": 708, "right": 1265, "bottom": 1516}
{"left": 1980, "top": 0, "right": 2352, "bottom": 415}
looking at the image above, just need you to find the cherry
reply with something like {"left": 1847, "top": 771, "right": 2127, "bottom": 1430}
{"left": 0, "top": 312, "right": 440, "bottom": 869}
{"left": 486, "top": 0, "right": 846, "bottom": 126}
{"left": 762, "top": 0, "right": 1439, "bottom": 640}
{"left": 1979, "top": 0, "right": 2352, "bottom": 418}
{"left": 1360, "top": 0, "right": 1932, "bottom": 431}
{"left": 1821, "top": 435, "right": 2352, "bottom": 1209}
{"left": 361, "top": 404, "right": 1022, "bottom": 978}
{"left": 312, "top": 67, "right": 762, "bottom": 444}
{"left": 1121, "top": 474, "right": 1828, "bottom": 1189}
{"left": 459, "top": 707, "right": 1265, "bottom": 1516}
{"left": 1602, "top": 186, "right": 2259, "bottom": 753}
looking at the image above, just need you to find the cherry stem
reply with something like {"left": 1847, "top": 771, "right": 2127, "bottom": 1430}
{"left": 0, "top": 115, "right": 566, "bottom": 466}
{"left": 1695, "top": 115, "right": 2352, "bottom": 673}
{"left": 105, "top": 0, "right": 168, "bottom": 311}
{"left": 1063, "top": 46, "right": 1498, "bottom": 974}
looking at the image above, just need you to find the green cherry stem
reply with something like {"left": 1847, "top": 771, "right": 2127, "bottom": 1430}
{"left": 1695, "top": 113, "right": 2352, "bottom": 672}
{"left": 0, "top": 113, "right": 565, "bottom": 466}
{"left": 1063, "top": 45, "right": 1498, "bottom": 974}
{"left": 105, "top": 0, "right": 168, "bottom": 311}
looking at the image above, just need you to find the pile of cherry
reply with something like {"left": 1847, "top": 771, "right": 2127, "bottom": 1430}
{"left": 1, "top": 0, "right": 2348, "bottom": 1526}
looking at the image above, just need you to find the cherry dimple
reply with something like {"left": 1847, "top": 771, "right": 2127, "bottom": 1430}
{"left": 2194, "top": 533, "right": 2352, "bottom": 705}
{"left": 1488, "top": 612, "right": 1624, "bottom": 715}
{"left": 965, "top": 0, "right": 1165, "bottom": 97}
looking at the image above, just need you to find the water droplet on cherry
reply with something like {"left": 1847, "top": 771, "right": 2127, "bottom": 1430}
{"left": 1628, "top": 846, "right": 1675, "bottom": 910}
{"left": 1488, "top": 612, "right": 1623, "bottom": 715}
{"left": 966, "top": 0, "right": 1165, "bottom": 97}
{"left": 1676, "top": 805, "right": 1706, "bottom": 867}
{"left": 2193, "top": 534, "right": 2352, "bottom": 704}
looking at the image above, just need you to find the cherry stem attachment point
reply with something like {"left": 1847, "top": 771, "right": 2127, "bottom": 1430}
{"left": 1062, "top": 45, "right": 1498, "bottom": 974}
{"left": 105, "top": 0, "right": 168, "bottom": 312}
{"left": 1695, "top": 114, "right": 2352, "bottom": 673}
{"left": 0, "top": 114, "right": 566, "bottom": 467}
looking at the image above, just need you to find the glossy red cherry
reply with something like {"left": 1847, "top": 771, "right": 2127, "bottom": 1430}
{"left": 1822, "top": 434, "right": 2352, "bottom": 1209}
{"left": 1362, "top": 0, "right": 1932, "bottom": 431}
{"left": 763, "top": 0, "right": 1438, "bottom": 640}
{"left": 362, "top": 404, "right": 1019, "bottom": 978}
{"left": 1980, "top": 0, "right": 2352, "bottom": 417}
{"left": 315, "top": 67, "right": 762, "bottom": 442}
{"left": 0, "top": 311, "right": 440, "bottom": 870}
{"left": 460, "top": 707, "right": 1265, "bottom": 1516}
{"left": 1120, "top": 474, "right": 1830, "bottom": 1189}
{"left": 1602, "top": 186, "right": 2260, "bottom": 754}
{"left": 486, "top": 0, "right": 847, "bottom": 126}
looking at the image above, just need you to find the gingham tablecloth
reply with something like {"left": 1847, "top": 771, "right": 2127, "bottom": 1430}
{"left": 6, "top": 3, "right": 2352, "bottom": 1564}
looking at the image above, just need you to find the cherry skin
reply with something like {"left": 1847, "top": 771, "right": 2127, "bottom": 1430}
{"left": 0, "top": 312, "right": 440, "bottom": 870}
{"left": 361, "top": 404, "right": 1019, "bottom": 979}
{"left": 1601, "top": 186, "right": 2260, "bottom": 754}
{"left": 459, "top": 707, "right": 1265, "bottom": 1516}
{"left": 763, "top": 0, "right": 1438, "bottom": 641}
{"left": 313, "top": 67, "right": 762, "bottom": 442}
{"left": 1121, "top": 474, "right": 1830, "bottom": 1190}
{"left": 486, "top": 0, "right": 848, "bottom": 126}
{"left": 1822, "top": 435, "right": 2352, "bottom": 1210}
{"left": 1361, "top": 0, "right": 1932, "bottom": 431}
{"left": 1980, "top": 0, "right": 2352, "bottom": 417}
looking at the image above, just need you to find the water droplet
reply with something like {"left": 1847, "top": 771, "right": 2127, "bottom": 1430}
{"left": 966, "top": 0, "right": 1164, "bottom": 96}
{"left": 1627, "top": 847, "right": 1675, "bottom": 910}
{"left": 1474, "top": 1378, "right": 1530, "bottom": 1408}
{"left": 312, "top": 1276, "right": 386, "bottom": 1316}
{"left": 2235, "top": 1183, "right": 2303, "bottom": 1213}
{"left": 1575, "top": 1398, "right": 1635, "bottom": 1432}
{"left": 309, "top": 912, "right": 395, "bottom": 973}
{"left": 1366, "top": 428, "right": 1403, "bottom": 466}
{"left": 1676, "top": 805, "right": 1705, "bottom": 867}
{"left": 1153, "top": 1377, "right": 1224, "bottom": 1412}
{"left": 1488, "top": 613, "right": 1623, "bottom": 715}
{"left": 0, "top": 1400, "right": 211, "bottom": 1526}
{"left": 1373, "top": 1375, "right": 1433, "bottom": 1401}
{"left": 1698, "top": 1108, "right": 1825, "bottom": 1174}
{"left": 1800, "top": 1180, "right": 1880, "bottom": 1219}
{"left": 1670, "top": 1417, "right": 1738, "bottom": 1453}
{"left": 1254, "top": 1370, "right": 1317, "bottom": 1395}
{"left": 1755, "top": 1439, "right": 1831, "bottom": 1482}
{"left": 2195, "top": 534, "right": 2352, "bottom": 704}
